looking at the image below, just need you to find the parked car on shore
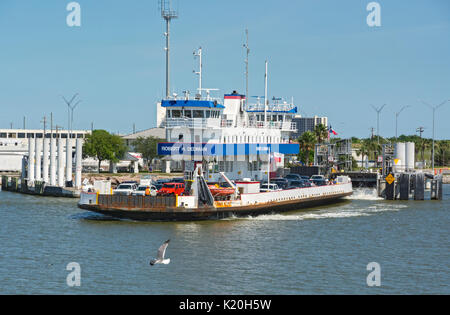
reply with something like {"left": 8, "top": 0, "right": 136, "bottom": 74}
{"left": 113, "top": 183, "right": 138, "bottom": 195}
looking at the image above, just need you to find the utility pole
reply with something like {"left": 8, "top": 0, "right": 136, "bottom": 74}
{"left": 416, "top": 126, "right": 424, "bottom": 138}
{"left": 370, "top": 127, "right": 375, "bottom": 140}
{"left": 41, "top": 115, "right": 47, "bottom": 135}
{"left": 395, "top": 105, "right": 410, "bottom": 140}
{"left": 370, "top": 104, "right": 386, "bottom": 144}
{"left": 420, "top": 99, "right": 448, "bottom": 172}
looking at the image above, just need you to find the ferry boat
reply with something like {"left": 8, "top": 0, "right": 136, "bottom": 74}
{"left": 78, "top": 83, "right": 353, "bottom": 220}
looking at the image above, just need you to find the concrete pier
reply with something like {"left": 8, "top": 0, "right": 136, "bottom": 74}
{"left": 50, "top": 137, "right": 56, "bottom": 186}
{"left": 66, "top": 137, "right": 72, "bottom": 184}
{"left": 42, "top": 137, "right": 49, "bottom": 183}
{"left": 28, "top": 137, "right": 35, "bottom": 182}
{"left": 57, "top": 138, "right": 65, "bottom": 187}
{"left": 35, "top": 138, "right": 42, "bottom": 181}
{"left": 75, "top": 138, "right": 82, "bottom": 188}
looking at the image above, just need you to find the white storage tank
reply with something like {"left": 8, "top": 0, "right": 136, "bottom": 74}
{"left": 394, "top": 142, "right": 406, "bottom": 172}
{"left": 405, "top": 142, "right": 415, "bottom": 171}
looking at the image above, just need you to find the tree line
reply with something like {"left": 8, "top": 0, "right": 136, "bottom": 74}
{"left": 82, "top": 130, "right": 163, "bottom": 173}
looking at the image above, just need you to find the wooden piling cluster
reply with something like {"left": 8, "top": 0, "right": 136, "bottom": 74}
{"left": 384, "top": 172, "right": 443, "bottom": 200}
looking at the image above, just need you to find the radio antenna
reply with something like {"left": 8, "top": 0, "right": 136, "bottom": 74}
{"left": 159, "top": 0, "right": 178, "bottom": 99}
{"left": 243, "top": 29, "right": 250, "bottom": 106}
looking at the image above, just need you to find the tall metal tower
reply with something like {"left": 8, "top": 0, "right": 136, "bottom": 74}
{"left": 243, "top": 29, "right": 250, "bottom": 106}
{"left": 160, "top": 0, "right": 178, "bottom": 99}
{"left": 193, "top": 47, "right": 203, "bottom": 98}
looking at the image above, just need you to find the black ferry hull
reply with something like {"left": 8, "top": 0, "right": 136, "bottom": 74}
{"left": 78, "top": 191, "right": 352, "bottom": 221}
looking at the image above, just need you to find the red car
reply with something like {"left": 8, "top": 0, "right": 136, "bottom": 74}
{"left": 157, "top": 182, "right": 185, "bottom": 196}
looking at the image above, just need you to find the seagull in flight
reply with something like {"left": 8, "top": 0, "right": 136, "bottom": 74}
{"left": 150, "top": 239, "right": 171, "bottom": 266}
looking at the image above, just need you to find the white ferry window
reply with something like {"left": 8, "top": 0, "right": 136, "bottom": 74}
{"left": 194, "top": 110, "right": 204, "bottom": 118}
{"left": 172, "top": 110, "right": 181, "bottom": 118}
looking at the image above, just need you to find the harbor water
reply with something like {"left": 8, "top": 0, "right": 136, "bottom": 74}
{"left": 0, "top": 186, "right": 448, "bottom": 294}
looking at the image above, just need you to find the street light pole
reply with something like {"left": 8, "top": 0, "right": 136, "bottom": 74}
{"left": 62, "top": 94, "right": 82, "bottom": 138}
{"left": 420, "top": 99, "right": 448, "bottom": 172}
{"left": 370, "top": 104, "right": 386, "bottom": 144}
{"left": 395, "top": 105, "right": 410, "bottom": 140}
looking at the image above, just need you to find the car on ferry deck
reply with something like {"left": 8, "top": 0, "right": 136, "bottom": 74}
{"left": 271, "top": 178, "right": 289, "bottom": 189}
{"left": 285, "top": 174, "right": 303, "bottom": 183}
{"left": 132, "top": 185, "right": 158, "bottom": 196}
{"left": 260, "top": 183, "right": 282, "bottom": 192}
{"left": 157, "top": 182, "right": 185, "bottom": 196}
{"left": 113, "top": 183, "right": 138, "bottom": 196}
{"left": 311, "top": 178, "right": 328, "bottom": 186}
{"left": 287, "top": 179, "right": 312, "bottom": 189}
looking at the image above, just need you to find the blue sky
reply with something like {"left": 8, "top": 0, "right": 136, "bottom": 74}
{"left": 0, "top": 0, "right": 449, "bottom": 139}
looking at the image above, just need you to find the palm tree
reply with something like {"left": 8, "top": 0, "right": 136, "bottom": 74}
{"left": 356, "top": 139, "right": 371, "bottom": 170}
{"left": 314, "top": 124, "right": 329, "bottom": 144}
{"left": 367, "top": 138, "right": 382, "bottom": 161}
{"left": 417, "top": 138, "right": 431, "bottom": 167}
{"left": 298, "top": 131, "right": 316, "bottom": 165}
{"left": 435, "top": 140, "right": 449, "bottom": 167}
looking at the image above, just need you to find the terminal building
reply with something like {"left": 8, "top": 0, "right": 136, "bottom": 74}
{"left": 290, "top": 115, "right": 328, "bottom": 140}
{"left": 0, "top": 129, "right": 90, "bottom": 172}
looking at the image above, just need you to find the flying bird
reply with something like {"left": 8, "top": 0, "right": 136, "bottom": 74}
{"left": 150, "top": 239, "right": 171, "bottom": 266}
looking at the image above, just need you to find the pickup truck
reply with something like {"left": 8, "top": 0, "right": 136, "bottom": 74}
{"left": 157, "top": 182, "right": 185, "bottom": 196}
{"left": 113, "top": 183, "right": 138, "bottom": 196}
{"left": 260, "top": 183, "right": 282, "bottom": 192}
